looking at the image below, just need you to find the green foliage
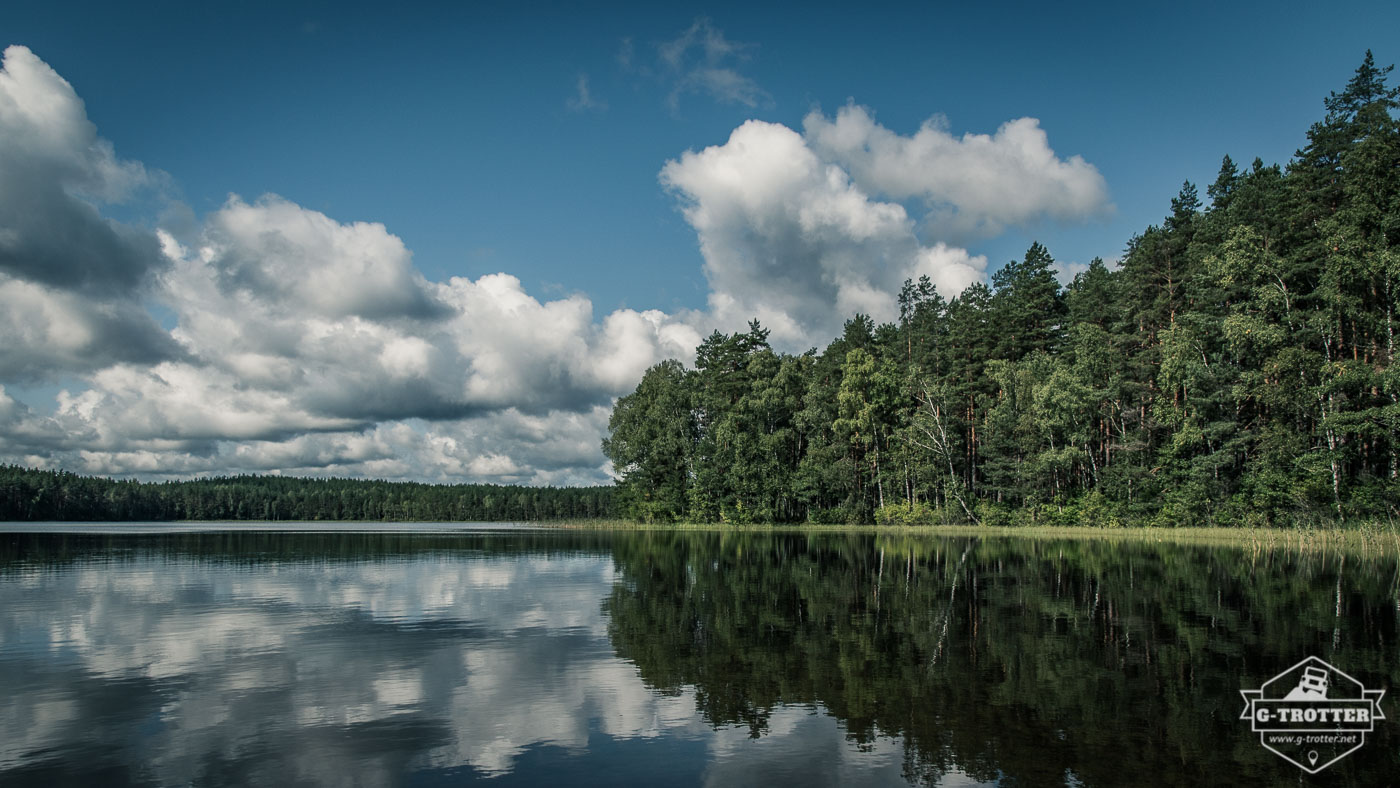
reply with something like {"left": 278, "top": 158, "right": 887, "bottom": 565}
{"left": 603, "top": 53, "right": 1400, "bottom": 527}
{"left": 872, "top": 501, "right": 938, "bottom": 525}
{"left": 603, "top": 359, "right": 695, "bottom": 522}
{"left": 0, "top": 465, "right": 615, "bottom": 522}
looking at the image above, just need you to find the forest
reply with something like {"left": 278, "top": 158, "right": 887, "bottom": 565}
{"left": 0, "top": 465, "right": 615, "bottom": 522}
{"left": 603, "top": 53, "right": 1400, "bottom": 527}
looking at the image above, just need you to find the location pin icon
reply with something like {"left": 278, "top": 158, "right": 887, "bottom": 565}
{"left": 1308, "top": 751, "right": 1319, "bottom": 766}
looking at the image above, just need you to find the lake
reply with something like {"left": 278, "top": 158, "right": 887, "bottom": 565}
{"left": 0, "top": 525, "right": 1396, "bottom": 786}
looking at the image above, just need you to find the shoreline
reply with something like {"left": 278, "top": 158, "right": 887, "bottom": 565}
{"left": 3, "top": 519, "right": 1397, "bottom": 554}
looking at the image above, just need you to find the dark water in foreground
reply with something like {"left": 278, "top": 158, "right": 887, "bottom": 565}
{"left": 0, "top": 526, "right": 1396, "bottom": 787}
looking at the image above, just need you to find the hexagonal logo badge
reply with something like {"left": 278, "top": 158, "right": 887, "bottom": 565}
{"left": 1239, "top": 656, "right": 1386, "bottom": 773}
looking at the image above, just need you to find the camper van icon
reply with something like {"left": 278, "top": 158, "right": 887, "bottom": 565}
{"left": 1283, "top": 666, "right": 1330, "bottom": 701}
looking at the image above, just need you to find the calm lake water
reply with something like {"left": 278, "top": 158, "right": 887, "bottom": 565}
{"left": 0, "top": 525, "right": 1396, "bottom": 787}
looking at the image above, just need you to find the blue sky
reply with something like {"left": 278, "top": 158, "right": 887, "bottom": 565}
{"left": 13, "top": 1, "right": 1395, "bottom": 308}
{"left": 1, "top": 1, "right": 1396, "bottom": 483}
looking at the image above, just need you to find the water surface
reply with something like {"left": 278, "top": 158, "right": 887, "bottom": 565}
{"left": 1, "top": 526, "right": 1396, "bottom": 786}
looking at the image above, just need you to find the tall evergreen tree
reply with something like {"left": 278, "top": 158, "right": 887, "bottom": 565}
{"left": 598, "top": 52, "right": 1400, "bottom": 527}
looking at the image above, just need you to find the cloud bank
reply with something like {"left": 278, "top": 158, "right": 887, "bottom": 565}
{"left": 661, "top": 118, "right": 988, "bottom": 347}
{"left": 804, "top": 105, "right": 1111, "bottom": 242}
{"left": 0, "top": 45, "right": 1108, "bottom": 484}
{"left": 0, "top": 44, "right": 180, "bottom": 380}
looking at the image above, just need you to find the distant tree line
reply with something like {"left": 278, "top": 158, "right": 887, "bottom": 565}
{"left": 0, "top": 465, "right": 615, "bottom": 522}
{"left": 604, "top": 54, "right": 1400, "bottom": 527}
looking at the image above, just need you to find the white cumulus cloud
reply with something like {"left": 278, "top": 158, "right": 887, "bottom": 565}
{"left": 0, "top": 45, "right": 1109, "bottom": 485}
{"left": 0, "top": 45, "right": 178, "bottom": 379}
{"left": 661, "top": 119, "right": 987, "bottom": 348}
{"left": 804, "top": 104, "right": 1111, "bottom": 241}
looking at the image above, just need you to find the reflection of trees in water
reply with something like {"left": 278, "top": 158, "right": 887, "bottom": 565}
{"left": 605, "top": 532, "right": 1400, "bottom": 787}
{"left": 0, "top": 530, "right": 623, "bottom": 568}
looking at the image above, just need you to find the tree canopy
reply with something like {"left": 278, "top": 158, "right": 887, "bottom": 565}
{"left": 604, "top": 53, "right": 1400, "bottom": 527}
{"left": 0, "top": 465, "right": 615, "bottom": 522}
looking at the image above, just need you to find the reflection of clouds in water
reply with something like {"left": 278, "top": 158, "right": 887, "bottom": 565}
{"left": 218, "top": 557, "right": 616, "bottom": 632}
{"left": 0, "top": 552, "right": 963, "bottom": 786}
{"left": 704, "top": 707, "right": 901, "bottom": 788}
{"left": 0, "top": 554, "right": 637, "bottom": 782}
{"left": 0, "top": 689, "right": 80, "bottom": 770}
{"left": 434, "top": 640, "right": 704, "bottom": 774}
{"left": 701, "top": 706, "right": 992, "bottom": 787}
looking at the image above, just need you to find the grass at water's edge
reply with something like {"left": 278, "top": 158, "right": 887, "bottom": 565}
{"left": 546, "top": 519, "right": 1400, "bottom": 555}
{"left": 6, "top": 517, "right": 1397, "bottom": 555}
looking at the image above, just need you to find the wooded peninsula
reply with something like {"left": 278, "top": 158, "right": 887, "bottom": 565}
{"left": 601, "top": 54, "right": 1400, "bottom": 528}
